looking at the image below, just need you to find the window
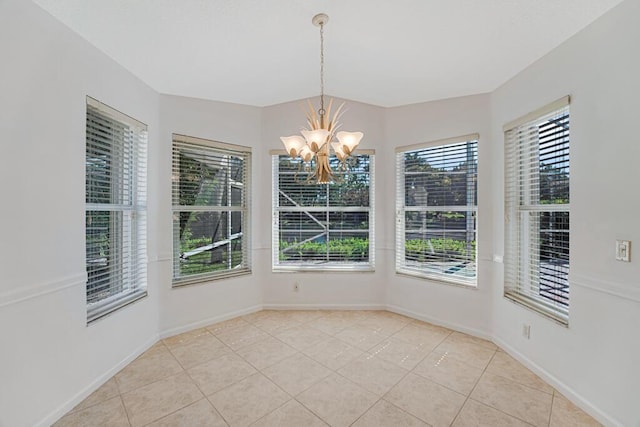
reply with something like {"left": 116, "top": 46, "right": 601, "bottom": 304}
{"left": 85, "top": 97, "right": 147, "bottom": 323}
{"left": 272, "top": 153, "right": 375, "bottom": 271}
{"left": 504, "top": 97, "right": 570, "bottom": 324}
{"left": 396, "top": 135, "right": 478, "bottom": 286}
{"left": 172, "top": 135, "right": 251, "bottom": 285}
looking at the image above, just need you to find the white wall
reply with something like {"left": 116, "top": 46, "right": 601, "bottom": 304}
{"left": 384, "top": 95, "right": 494, "bottom": 337}
{"left": 157, "top": 95, "right": 263, "bottom": 335}
{"left": 489, "top": 1, "right": 640, "bottom": 425}
{"left": 0, "top": 1, "right": 160, "bottom": 426}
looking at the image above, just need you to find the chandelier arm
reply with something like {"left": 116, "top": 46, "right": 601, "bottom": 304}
{"left": 293, "top": 158, "right": 304, "bottom": 184}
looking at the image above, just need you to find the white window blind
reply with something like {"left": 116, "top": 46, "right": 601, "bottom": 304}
{"left": 172, "top": 135, "right": 251, "bottom": 285}
{"left": 85, "top": 97, "right": 147, "bottom": 323}
{"left": 504, "top": 97, "right": 570, "bottom": 324}
{"left": 396, "top": 135, "right": 478, "bottom": 286}
{"left": 272, "top": 154, "right": 374, "bottom": 271}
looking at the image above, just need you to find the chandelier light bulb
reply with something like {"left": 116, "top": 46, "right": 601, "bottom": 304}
{"left": 301, "top": 129, "right": 330, "bottom": 152}
{"left": 298, "top": 145, "right": 315, "bottom": 162}
{"left": 336, "top": 131, "right": 363, "bottom": 155}
{"left": 280, "top": 135, "right": 307, "bottom": 158}
{"left": 331, "top": 142, "right": 347, "bottom": 161}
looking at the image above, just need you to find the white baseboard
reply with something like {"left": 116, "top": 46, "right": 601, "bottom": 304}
{"left": 262, "top": 303, "right": 386, "bottom": 311}
{"left": 385, "top": 304, "right": 492, "bottom": 341}
{"left": 493, "top": 336, "right": 622, "bottom": 427}
{"left": 159, "top": 305, "right": 262, "bottom": 339}
{"left": 39, "top": 334, "right": 159, "bottom": 427}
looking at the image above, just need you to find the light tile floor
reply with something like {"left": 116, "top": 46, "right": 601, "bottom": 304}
{"left": 54, "top": 310, "right": 602, "bottom": 427}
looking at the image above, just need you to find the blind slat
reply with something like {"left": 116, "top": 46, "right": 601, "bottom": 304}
{"left": 273, "top": 154, "right": 375, "bottom": 269}
{"left": 396, "top": 138, "right": 478, "bottom": 285}
{"left": 504, "top": 102, "right": 570, "bottom": 324}
{"left": 85, "top": 98, "right": 147, "bottom": 323}
{"left": 172, "top": 135, "right": 251, "bottom": 285}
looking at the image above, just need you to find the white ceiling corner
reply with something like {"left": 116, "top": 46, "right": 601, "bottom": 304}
{"left": 33, "top": 0, "right": 625, "bottom": 107}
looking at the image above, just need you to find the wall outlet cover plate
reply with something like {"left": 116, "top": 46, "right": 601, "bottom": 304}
{"left": 615, "top": 240, "right": 631, "bottom": 262}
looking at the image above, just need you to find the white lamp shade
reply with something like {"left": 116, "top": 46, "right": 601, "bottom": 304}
{"left": 301, "top": 129, "right": 330, "bottom": 152}
{"left": 336, "top": 131, "right": 363, "bottom": 153}
{"left": 280, "top": 135, "right": 306, "bottom": 158}
{"left": 299, "top": 145, "right": 315, "bottom": 162}
{"left": 331, "top": 142, "right": 347, "bottom": 161}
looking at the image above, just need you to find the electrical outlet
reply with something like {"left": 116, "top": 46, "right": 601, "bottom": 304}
{"left": 616, "top": 240, "right": 631, "bottom": 262}
{"left": 293, "top": 282, "right": 300, "bottom": 292}
{"left": 522, "top": 324, "right": 531, "bottom": 339}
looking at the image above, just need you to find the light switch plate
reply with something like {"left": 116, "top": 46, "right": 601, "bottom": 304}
{"left": 616, "top": 240, "right": 631, "bottom": 262}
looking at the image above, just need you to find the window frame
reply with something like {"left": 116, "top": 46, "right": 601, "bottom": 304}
{"left": 271, "top": 150, "right": 375, "bottom": 272}
{"left": 503, "top": 96, "right": 570, "bottom": 325}
{"left": 395, "top": 134, "right": 479, "bottom": 287}
{"left": 171, "top": 134, "right": 251, "bottom": 286}
{"left": 85, "top": 96, "right": 148, "bottom": 323}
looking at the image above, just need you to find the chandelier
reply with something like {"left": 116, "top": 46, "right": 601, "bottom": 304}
{"left": 280, "top": 13, "right": 364, "bottom": 184}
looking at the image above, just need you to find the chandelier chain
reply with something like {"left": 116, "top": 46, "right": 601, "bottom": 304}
{"left": 319, "top": 21, "right": 325, "bottom": 117}
{"left": 279, "top": 13, "right": 363, "bottom": 184}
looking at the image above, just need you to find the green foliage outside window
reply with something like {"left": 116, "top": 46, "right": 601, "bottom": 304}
{"left": 404, "top": 238, "right": 476, "bottom": 262}
{"left": 279, "top": 237, "right": 369, "bottom": 261}
{"left": 278, "top": 237, "right": 475, "bottom": 262}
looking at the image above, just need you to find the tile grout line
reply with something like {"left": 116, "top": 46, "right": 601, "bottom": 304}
{"left": 203, "top": 395, "right": 233, "bottom": 427}
{"left": 118, "top": 394, "right": 133, "bottom": 427}
{"left": 115, "top": 362, "right": 133, "bottom": 426}
{"left": 448, "top": 348, "right": 498, "bottom": 426}
{"left": 480, "top": 370, "right": 555, "bottom": 423}
{"left": 247, "top": 330, "right": 335, "bottom": 425}
{"left": 138, "top": 398, "right": 217, "bottom": 427}
{"left": 63, "top": 378, "right": 122, "bottom": 416}
{"left": 246, "top": 398, "right": 298, "bottom": 427}
{"left": 548, "top": 390, "right": 557, "bottom": 426}
{"left": 292, "top": 396, "right": 332, "bottom": 427}
{"left": 60, "top": 312, "right": 415, "bottom": 425}
{"left": 54, "top": 312, "right": 403, "bottom": 425}
{"left": 130, "top": 370, "right": 203, "bottom": 425}
{"left": 212, "top": 312, "right": 333, "bottom": 426}
{"left": 453, "top": 358, "right": 542, "bottom": 426}
{"left": 126, "top": 327, "right": 238, "bottom": 426}
{"left": 352, "top": 327, "right": 453, "bottom": 426}
{"left": 482, "top": 351, "right": 555, "bottom": 396}
{"left": 342, "top": 324, "right": 450, "bottom": 426}
{"left": 288, "top": 313, "right": 446, "bottom": 426}
{"left": 269, "top": 312, "right": 377, "bottom": 426}
{"left": 258, "top": 311, "right": 352, "bottom": 405}
{"left": 117, "top": 351, "right": 187, "bottom": 398}
{"left": 292, "top": 368, "right": 373, "bottom": 427}
{"left": 173, "top": 338, "right": 235, "bottom": 424}
{"left": 60, "top": 310, "right": 571, "bottom": 427}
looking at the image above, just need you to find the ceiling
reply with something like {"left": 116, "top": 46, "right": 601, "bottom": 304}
{"left": 33, "top": 0, "right": 624, "bottom": 107}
